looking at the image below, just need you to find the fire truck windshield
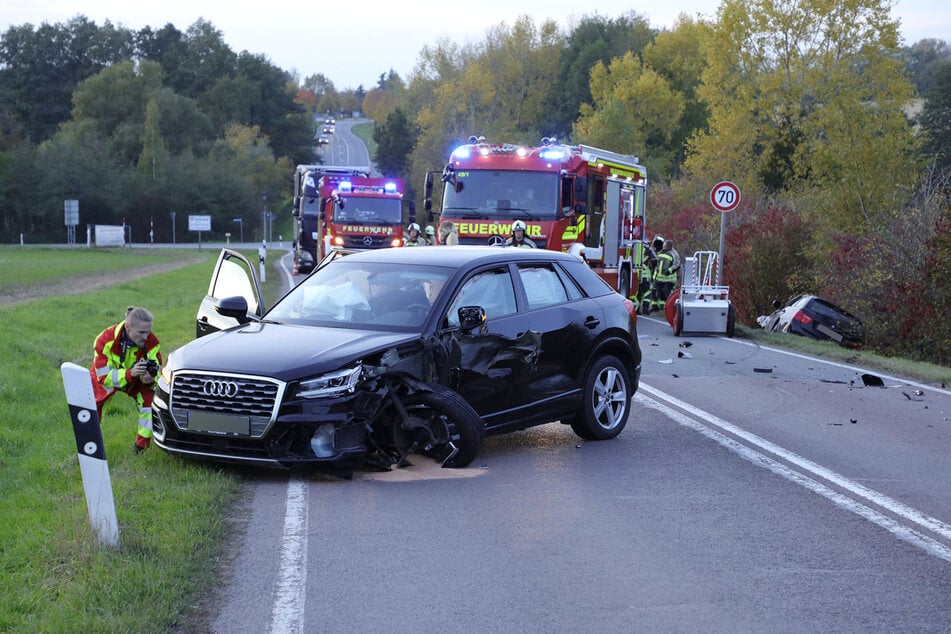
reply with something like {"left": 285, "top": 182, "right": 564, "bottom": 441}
{"left": 442, "top": 170, "right": 558, "bottom": 220}
{"left": 334, "top": 197, "right": 403, "bottom": 225}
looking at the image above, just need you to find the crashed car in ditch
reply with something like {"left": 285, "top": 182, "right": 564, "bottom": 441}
{"left": 152, "top": 246, "right": 642, "bottom": 471}
{"left": 757, "top": 294, "right": 865, "bottom": 347}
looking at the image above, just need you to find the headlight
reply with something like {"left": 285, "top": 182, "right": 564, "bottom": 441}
{"left": 294, "top": 365, "right": 362, "bottom": 399}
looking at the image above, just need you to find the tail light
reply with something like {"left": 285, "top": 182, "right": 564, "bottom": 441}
{"left": 623, "top": 298, "right": 638, "bottom": 324}
{"left": 792, "top": 309, "right": 813, "bottom": 324}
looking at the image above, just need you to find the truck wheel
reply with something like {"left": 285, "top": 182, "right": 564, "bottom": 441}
{"left": 726, "top": 304, "right": 736, "bottom": 338}
{"left": 673, "top": 303, "right": 684, "bottom": 336}
{"left": 619, "top": 267, "right": 631, "bottom": 299}
{"left": 569, "top": 355, "right": 631, "bottom": 441}
{"left": 402, "top": 384, "right": 484, "bottom": 468}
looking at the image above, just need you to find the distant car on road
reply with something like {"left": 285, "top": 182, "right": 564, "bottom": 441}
{"left": 316, "top": 134, "right": 330, "bottom": 146}
{"left": 152, "top": 246, "right": 642, "bottom": 472}
{"left": 757, "top": 294, "right": 865, "bottom": 347}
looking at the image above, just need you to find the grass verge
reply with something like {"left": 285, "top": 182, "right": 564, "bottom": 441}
{"left": 0, "top": 246, "right": 286, "bottom": 631}
{"left": 735, "top": 324, "right": 951, "bottom": 386}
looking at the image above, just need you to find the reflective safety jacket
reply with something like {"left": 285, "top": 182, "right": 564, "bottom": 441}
{"left": 504, "top": 237, "right": 537, "bottom": 248}
{"left": 655, "top": 252, "right": 678, "bottom": 283}
{"left": 89, "top": 322, "right": 162, "bottom": 407}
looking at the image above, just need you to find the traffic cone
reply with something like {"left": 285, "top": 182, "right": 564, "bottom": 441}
{"left": 292, "top": 260, "right": 298, "bottom": 276}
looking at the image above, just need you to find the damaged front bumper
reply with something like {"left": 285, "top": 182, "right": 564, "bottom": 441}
{"left": 151, "top": 374, "right": 387, "bottom": 469}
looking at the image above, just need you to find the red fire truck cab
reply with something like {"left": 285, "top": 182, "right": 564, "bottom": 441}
{"left": 424, "top": 137, "right": 649, "bottom": 299}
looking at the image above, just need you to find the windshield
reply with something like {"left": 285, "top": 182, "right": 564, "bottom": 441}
{"left": 333, "top": 197, "right": 403, "bottom": 225}
{"left": 268, "top": 261, "right": 454, "bottom": 330}
{"left": 442, "top": 170, "right": 558, "bottom": 220}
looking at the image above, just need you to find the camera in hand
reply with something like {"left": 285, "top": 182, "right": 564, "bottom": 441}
{"left": 145, "top": 359, "right": 159, "bottom": 376}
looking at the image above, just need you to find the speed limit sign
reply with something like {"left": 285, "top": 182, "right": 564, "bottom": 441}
{"left": 710, "top": 181, "right": 741, "bottom": 212}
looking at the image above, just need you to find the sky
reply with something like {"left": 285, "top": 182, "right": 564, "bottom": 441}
{"left": 2, "top": 0, "right": 950, "bottom": 90}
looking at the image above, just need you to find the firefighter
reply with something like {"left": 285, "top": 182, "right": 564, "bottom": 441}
{"left": 405, "top": 222, "right": 424, "bottom": 246}
{"left": 636, "top": 239, "right": 657, "bottom": 313}
{"left": 504, "top": 220, "right": 536, "bottom": 248}
{"left": 89, "top": 306, "right": 163, "bottom": 453}
{"left": 649, "top": 240, "right": 678, "bottom": 313}
{"left": 424, "top": 225, "right": 437, "bottom": 245}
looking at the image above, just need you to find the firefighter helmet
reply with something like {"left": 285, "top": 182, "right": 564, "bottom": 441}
{"left": 408, "top": 222, "right": 421, "bottom": 232}
{"left": 425, "top": 225, "right": 436, "bottom": 236}
{"left": 511, "top": 220, "right": 527, "bottom": 234}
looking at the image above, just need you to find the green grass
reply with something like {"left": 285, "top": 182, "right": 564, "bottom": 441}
{"left": 0, "top": 246, "right": 287, "bottom": 632}
{"left": 351, "top": 121, "right": 377, "bottom": 163}
{"left": 736, "top": 324, "right": 951, "bottom": 386}
{"left": 0, "top": 246, "right": 205, "bottom": 292}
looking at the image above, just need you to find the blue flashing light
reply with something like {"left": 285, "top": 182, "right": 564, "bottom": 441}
{"left": 338, "top": 181, "right": 352, "bottom": 192}
{"left": 384, "top": 182, "right": 397, "bottom": 193}
{"left": 539, "top": 148, "right": 567, "bottom": 161}
{"left": 451, "top": 146, "right": 471, "bottom": 160}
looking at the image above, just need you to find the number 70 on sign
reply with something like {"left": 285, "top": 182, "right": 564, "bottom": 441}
{"left": 710, "top": 181, "right": 741, "bottom": 212}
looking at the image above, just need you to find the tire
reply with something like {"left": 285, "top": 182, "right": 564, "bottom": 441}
{"left": 673, "top": 303, "right": 684, "bottom": 336}
{"left": 726, "top": 304, "right": 736, "bottom": 338}
{"left": 402, "top": 384, "right": 484, "bottom": 468}
{"left": 618, "top": 267, "right": 631, "bottom": 299}
{"left": 569, "top": 355, "right": 632, "bottom": 441}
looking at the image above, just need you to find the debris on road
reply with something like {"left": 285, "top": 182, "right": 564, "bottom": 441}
{"left": 753, "top": 367, "right": 773, "bottom": 373}
{"left": 861, "top": 373, "right": 885, "bottom": 387}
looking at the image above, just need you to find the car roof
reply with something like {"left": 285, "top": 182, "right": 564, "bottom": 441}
{"left": 340, "top": 245, "right": 581, "bottom": 268}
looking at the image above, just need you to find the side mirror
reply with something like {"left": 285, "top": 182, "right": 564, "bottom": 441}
{"left": 457, "top": 306, "right": 487, "bottom": 335}
{"left": 772, "top": 299, "right": 781, "bottom": 309}
{"left": 215, "top": 296, "right": 252, "bottom": 323}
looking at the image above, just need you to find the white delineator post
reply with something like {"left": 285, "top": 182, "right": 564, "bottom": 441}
{"left": 60, "top": 362, "right": 120, "bottom": 547}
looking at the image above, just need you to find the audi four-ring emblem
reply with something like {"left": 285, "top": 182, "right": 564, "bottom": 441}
{"left": 203, "top": 380, "right": 239, "bottom": 398}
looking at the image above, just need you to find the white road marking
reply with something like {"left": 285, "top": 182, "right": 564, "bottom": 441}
{"left": 269, "top": 476, "right": 309, "bottom": 634}
{"left": 637, "top": 384, "right": 951, "bottom": 562}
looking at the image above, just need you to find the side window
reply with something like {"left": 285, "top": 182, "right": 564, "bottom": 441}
{"left": 446, "top": 267, "right": 517, "bottom": 326}
{"left": 517, "top": 264, "right": 570, "bottom": 310}
{"left": 554, "top": 264, "right": 584, "bottom": 301}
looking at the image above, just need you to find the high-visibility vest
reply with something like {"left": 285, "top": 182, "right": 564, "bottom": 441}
{"left": 655, "top": 252, "right": 677, "bottom": 283}
{"left": 89, "top": 323, "right": 162, "bottom": 406}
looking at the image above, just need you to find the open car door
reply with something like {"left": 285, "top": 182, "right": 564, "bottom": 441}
{"left": 195, "top": 249, "right": 266, "bottom": 338}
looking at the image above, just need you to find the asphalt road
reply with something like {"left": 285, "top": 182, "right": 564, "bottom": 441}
{"left": 316, "top": 118, "right": 375, "bottom": 173}
{"left": 206, "top": 263, "right": 951, "bottom": 631}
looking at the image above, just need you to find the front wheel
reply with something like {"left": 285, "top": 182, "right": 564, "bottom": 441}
{"left": 569, "top": 355, "right": 632, "bottom": 441}
{"left": 402, "top": 384, "right": 485, "bottom": 467}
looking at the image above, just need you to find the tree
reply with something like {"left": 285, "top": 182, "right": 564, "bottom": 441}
{"left": 0, "top": 17, "right": 134, "bottom": 143}
{"left": 137, "top": 98, "right": 168, "bottom": 185}
{"left": 539, "top": 12, "right": 656, "bottom": 139}
{"left": 918, "top": 60, "right": 951, "bottom": 172}
{"left": 373, "top": 108, "right": 418, "bottom": 179}
{"left": 573, "top": 52, "right": 685, "bottom": 177}
{"left": 903, "top": 38, "right": 951, "bottom": 96}
{"left": 685, "top": 0, "right": 919, "bottom": 236}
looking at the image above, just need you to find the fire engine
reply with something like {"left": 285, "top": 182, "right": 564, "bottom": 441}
{"left": 292, "top": 164, "right": 405, "bottom": 273}
{"left": 423, "top": 136, "right": 649, "bottom": 299}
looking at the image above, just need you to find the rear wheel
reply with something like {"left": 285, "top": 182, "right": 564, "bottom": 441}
{"left": 618, "top": 267, "right": 631, "bottom": 299}
{"left": 569, "top": 355, "right": 632, "bottom": 441}
{"left": 673, "top": 303, "right": 684, "bottom": 336}
{"left": 401, "top": 384, "right": 484, "bottom": 467}
{"left": 726, "top": 304, "right": 736, "bottom": 338}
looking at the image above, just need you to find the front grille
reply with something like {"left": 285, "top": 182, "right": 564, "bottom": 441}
{"left": 343, "top": 235, "right": 389, "bottom": 248}
{"left": 169, "top": 372, "right": 283, "bottom": 437}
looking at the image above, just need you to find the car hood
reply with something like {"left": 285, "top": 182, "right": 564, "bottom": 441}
{"left": 169, "top": 322, "right": 419, "bottom": 381}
